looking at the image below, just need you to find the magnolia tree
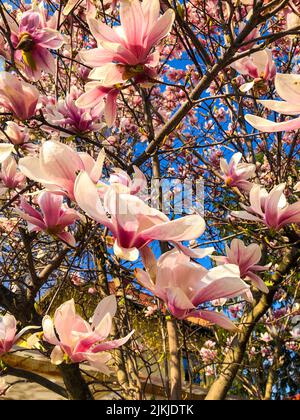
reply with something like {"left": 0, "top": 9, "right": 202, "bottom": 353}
{"left": 0, "top": 0, "right": 299, "bottom": 401}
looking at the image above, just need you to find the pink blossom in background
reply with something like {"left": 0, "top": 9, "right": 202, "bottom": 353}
{"left": 16, "top": 191, "right": 81, "bottom": 246}
{"left": 76, "top": 82, "right": 120, "bottom": 128}
{"left": 42, "top": 295, "right": 134, "bottom": 373}
{"left": 246, "top": 73, "right": 300, "bottom": 132}
{"left": 19, "top": 141, "right": 105, "bottom": 201}
{"left": 135, "top": 249, "right": 250, "bottom": 330}
{"left": 45, "top": 86, "right": 104, "bottom": 135}
{"left": 0, "top": 156, "right": 26, "bottom": 197}
{"left": 97, "top": 165, "right": 147, "bottom": 198}
{"left": 0, "top": 72, "right": 39, "bottom": 120}
{"left": 220, "top": 152, "right": 256, "bottom": 191}
{"left": 232, "top": 183, "right": 300, "bottom": 230}
{"left": 213, "top": 239, "right": 270, "bottom": 293}
{"left": 1, "top": 122, "right": 37, "bottom": 155}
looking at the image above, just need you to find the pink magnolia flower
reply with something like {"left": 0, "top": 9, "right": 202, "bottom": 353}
{"left": 0, "top": 144, "right": 14, "bottom": 164}
{"left": 1, "top": 122, "right": 37, "bottom": 154}
{"left": 0, "top": 72, "right": 39, "bottom": 120}
{"left": 213, "top": 239, "right": 270, "bottom": 293}
{"left": 0, "top": 156, "right": 26, "bottom": 197}
{"left": 231, "top": 49, "right": 276, "bottom": 92}
{"left": 45, "top": 86, "right": 104, "bottom": 135}
{"left": 77, "top": 0, "right": 175, "bottom": 125}
{"left": 76, "top": 82, "right": 120, "bottom": 128}
{"left": 245, "top": 73, "right": 300, "bottom": 132}
{"left": 135, "top": 249, "right": 249, "bottom": 330}
{"left": 75, "top": 171, "right": 208, "bottom": 261}
{"left": 220, "top": 153, "right": 256, "bottom": 191}
{"left": 19, "top": 141, "right": 105, "bottom": 201}
{"left": 16, "top": 191, "right": 81, "bottom": 246}
{"left": 0, "top": 314, "right": 35, "bottom": 356}
{"left": 10, "top": 9, "right": 64, "bottom": 80}
{"left": 80, "top": 0, "right": 174, "bottom": 84}
{"left": 42, "top": 295, "right": 134, "bottom": 373}
{"left": 232, "top": 183, "right": 300, "bottom": 230}
{"left": 97, "top": 165, "right": 147, "bottom": 198}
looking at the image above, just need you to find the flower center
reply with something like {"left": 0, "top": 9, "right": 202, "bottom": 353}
{"left": 16, "top": 32, "right": 35, "bottom": 52}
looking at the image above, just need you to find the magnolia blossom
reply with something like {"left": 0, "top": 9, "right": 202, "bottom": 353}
{"left": 16, "top": 191, "right": 81, "bottom": 246}
{"left": 135, "top": 249, "right": 250, "bottom": 330}
{"left": 0, "top": 156, "right": 26, "bottom": 197}
{"left": 0, "top": 314, "right": 35, "bottom": 356}
{"left": 45, "top": 87, "right": 104, "bottom": 135}
{"left": 42, "top": 295, "right": 134, "bottom": 373}
{"left": 0, "top": 122, "right": 37, "bottom": 155}
{"left": 0, "top": 72, "right": 39, "bottom": 120}
{"left": 0, "top": 144, "right": 14, "bottom": 164}
{"left": 75, "top": 171, "right": 208, "bottom": 261}
{"left": 19, "top": 141, "right": 105, "bottom": 201}
{"left": 77, "top": 0, "right": 175, "bottom": 126}
{"left": 76, "top": 82, "right": 120, "bottom": 127}
{"left": 80, "top": 0, "right": 174, "bottom": 85}
{"left": 220, "top": 153, "right": 256, "bottom": 191}
{"left": 232, "top": 183, "right": 300, "bottom": 230}
{"left": 98, "top": 165, "right": 147, "bottom": 198}
{"left": 231, "top": 49, "right": 276, "bottom": 92}
{"left": 246, "top": 73, "right": 300, "bottom": 132}
{"left": 10, "top": 9, "right": 64, "bottom": 80}
{"left": 213, "top": 239, "right": 270, "bottom": 293}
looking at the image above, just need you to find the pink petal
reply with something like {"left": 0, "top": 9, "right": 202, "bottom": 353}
{"left": 275, "top": 73, "right": 300, "bottom": 104}
{"left": 91, "top": 330, "right": 134, "bottom": 353}
{"left": 74, "top": 171, "right": 113, "bottom": 227}
{"left": 143, "top": 214, "right": 206, "bottom": 242}
{"left": 245, "top": 114, "right": 300, "bottom": 133}
{"left": 57, "top": 231, "right": 76, "bottom": 247}
{"left": 91, "top": 295, "right": 117, "bottom": 330}
{"left": 38, "top": 191, "right": 63, "bottom": 228}
{"left": 146, "top": 9, "right": 175, "bottom": 49}
{"left": 193, "top": 310, "right": 238, "bottom": 331}
{"left": 192, "top": 264, "right": 249, "bottom": 306}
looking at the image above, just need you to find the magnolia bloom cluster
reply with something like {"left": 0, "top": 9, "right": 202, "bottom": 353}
{"left": 44, "top": 87, "right": 104, "bottom": 135}
{"left": 77, "top": 0, "right": 175, "bottom": 126}
{"left": 199, "top": 340, "right": 218, "bottom": 363}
